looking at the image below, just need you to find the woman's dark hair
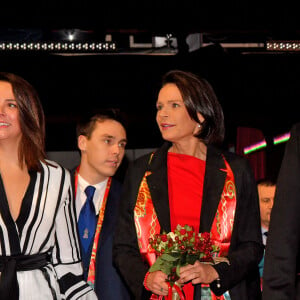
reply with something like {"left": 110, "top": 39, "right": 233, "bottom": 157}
{"left": 0, "top": 72, "right": 45, "bottom": 170}
{"left": 161, "top": 70, "right": 225, "bottom": 145}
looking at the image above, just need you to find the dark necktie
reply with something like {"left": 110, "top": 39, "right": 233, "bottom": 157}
{"left": 78, "top": 185, "right": 96, "bottom": 254}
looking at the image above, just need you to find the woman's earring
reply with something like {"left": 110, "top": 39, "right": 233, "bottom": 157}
{"left": 198, "top": 124, "right": 201, "bottom": 128}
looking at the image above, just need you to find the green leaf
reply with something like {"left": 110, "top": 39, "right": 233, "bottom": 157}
{"left": 149, "top": 256, "right": 164, "bottom": 272}
{"left": 160, "top": 253, "right": 180, "bottom": 262}
{"left": 176, "top": 263, "right": 181, "bottom": 277}
{"left": 161, "top": 264, "right": 174, "bottom": 275}
{"left": 149, "top": 255, "right": 176, "bottom": 276}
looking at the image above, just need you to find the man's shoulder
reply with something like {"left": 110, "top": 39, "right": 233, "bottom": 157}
{"left": 111, "top": 177, "right": 122, "bottom": 190}
{"left": 130, "top": 150, "right": 157, "bottom": 169}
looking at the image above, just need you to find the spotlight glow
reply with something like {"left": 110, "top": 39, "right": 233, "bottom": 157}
{"left": 273, "top": 132, "right": 291, "bottom": 145}
{"left": 244, "top": 140, "right": 267, "bottom": 155}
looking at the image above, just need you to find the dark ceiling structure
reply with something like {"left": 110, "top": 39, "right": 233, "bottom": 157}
{"left": 2, "top": 0, "right": 300, "bottom": 39}
{"left": 0, "top": 1, "right": 299, "bottom": 178}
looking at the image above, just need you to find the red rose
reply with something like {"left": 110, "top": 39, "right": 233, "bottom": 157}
{"left": 161, "top": 234, "right": 168, "bottom": 242}
{"left": 187, "top": 230, "right": 194, "bottom": 238}
{"left": 180, "top": 229, "right": 186, "bottom": 235}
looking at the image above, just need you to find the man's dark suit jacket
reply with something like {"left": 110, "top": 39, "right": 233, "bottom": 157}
{"left": 113, "top": 142, "right": 263, "bottom": 300}
{"left": 263, "top": 123, "right": 300, "bottom": 300}
{"left": 71, "top": 168, "right": 132, "bottom": 300}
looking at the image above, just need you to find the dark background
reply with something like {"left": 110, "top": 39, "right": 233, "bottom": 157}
{"left": 1, "top": 1, "right": 300, "bottom": 179}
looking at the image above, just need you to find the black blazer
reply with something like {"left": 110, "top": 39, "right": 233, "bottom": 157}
{"left": 263, "top": 123, "right": 300, "bottom": 300}
{"left": 113, "top": 142, "right": 263, "bottom": 300}
{"left": 71, "top": 168, "right": 132, "bottom": 300}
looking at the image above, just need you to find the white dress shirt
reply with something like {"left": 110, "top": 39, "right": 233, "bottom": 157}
{"left": 261, "top": 226, "right": 268, "bottom": 246}
{"left": 75, "top": 174, "right": 108, "bottom": 219}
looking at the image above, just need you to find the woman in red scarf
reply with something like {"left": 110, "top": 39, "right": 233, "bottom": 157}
{"left": 113, "top": 70, "right": 263, "bottom": 300}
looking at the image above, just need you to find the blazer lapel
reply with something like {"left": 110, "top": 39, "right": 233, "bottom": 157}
{"left": 96, "top": 192, "right": 112, "bottom": 245}
{"left": 200, "top": 146, "right": 227, "bottom": 232}
{"left": 95, "top": 179, "right": 119, "bottom": 245}
{"left": 146, "top": 143, "right": 171, "bottom": 233}
{"left": 145, "top": 143, "right": 227, "bottom": 234}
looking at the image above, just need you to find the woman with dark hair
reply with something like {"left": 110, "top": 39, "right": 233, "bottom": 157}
{"left": 113, "top": 70, "right": 263, "bottom": 299}
{"left": 0, "top": 72, "right": 97, "bottom": 299}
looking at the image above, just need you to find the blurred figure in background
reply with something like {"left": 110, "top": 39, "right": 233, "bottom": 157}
{"left": 257, "top": 179, "right": 276, "bottom": 286}
{"left": 263, "top": 123, "right": 300, "bottom": 300}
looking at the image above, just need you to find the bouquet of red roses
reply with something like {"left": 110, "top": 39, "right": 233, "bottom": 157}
{"left": 148, "top": 224, "right": 219, "bottom": 286}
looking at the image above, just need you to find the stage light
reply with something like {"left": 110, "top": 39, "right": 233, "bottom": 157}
{"left": 0, "top": 41, "right": 116, "bottom": 53}
{"left": 244, "top": 139, "right": 267, "bottom": 155}
{"left": 243, "top": 131, "right": 291, "bottom": 155}
{"left": 273, "top": 132, "right": 290, "bottom": 145}
{"left": 266, "top": 41, "right": 300, "bottom": 51}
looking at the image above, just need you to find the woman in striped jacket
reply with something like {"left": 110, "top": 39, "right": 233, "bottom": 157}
{"left": 0, "top": 72, "right": 97, "bottom": 300}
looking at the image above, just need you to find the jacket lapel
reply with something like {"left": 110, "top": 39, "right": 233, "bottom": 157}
{"left": 146, "top": 143, "right": 171, "bottom": 233}
{"left": 200, "top": 145, "right": 227, "bottom": 232}
{"left": 145, "top": 143, "right": 227, "bottom": 234}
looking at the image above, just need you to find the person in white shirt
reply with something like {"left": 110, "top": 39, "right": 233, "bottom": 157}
{"left": 71, "top": 110, "right": 132, "bottom": 299}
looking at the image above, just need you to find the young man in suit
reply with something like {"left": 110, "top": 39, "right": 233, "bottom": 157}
{"left": 72, "top": 110, "right": 132, "bottom": 299}
{"left": 263, "top": 123, "right": 300, "bottom": 300}
{"left": 257, "top": 179, "right": 276, "bottom": 286}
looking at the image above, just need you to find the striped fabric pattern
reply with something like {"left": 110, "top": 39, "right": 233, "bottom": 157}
{"left": 0, "top": 160, "right": 97, "bottom": 300}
